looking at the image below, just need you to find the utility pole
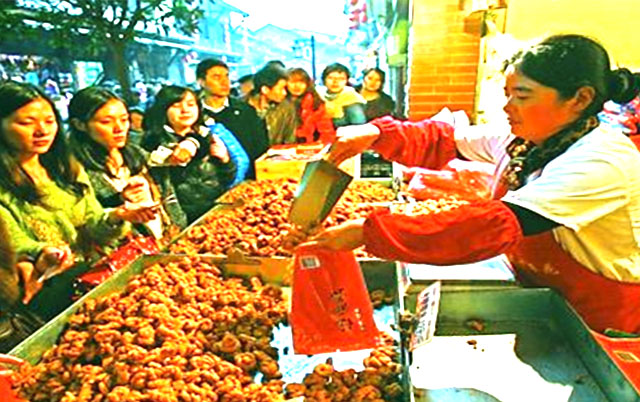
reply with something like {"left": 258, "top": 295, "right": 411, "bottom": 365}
{"left": 311, "top": 35, "right": 316, "bottom": 81}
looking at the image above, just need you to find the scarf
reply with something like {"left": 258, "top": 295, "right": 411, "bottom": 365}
{"left": 501, "top": 115, "right": 600, "bottom": 190}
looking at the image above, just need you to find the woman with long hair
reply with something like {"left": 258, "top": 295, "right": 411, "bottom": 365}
{"left": 287, "top": 67, "right": 335, "bottom": 143}
{"left": 0, "top": 81, "right": 153, "bottom": 322}
{"left": 142, "top": 85, "right": 236, "bottom": 223}
{"left": 356, "top": 67, "right": 396, "bottom": 121}
{"left": 68, "top": 86, "right": 187, "bottom": 236}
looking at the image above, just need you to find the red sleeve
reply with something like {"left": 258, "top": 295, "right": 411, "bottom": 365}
{"left": 363, "top": 200, "right": 523, "bottom": 264}
{"left": 630, "top": 134, "right": 640, "bottom": 151}
{"left": 369, "top": 116, "right": 457, "bottom": 169}
{"left": 314, "top": 105, "right": 336, "bottom": 144}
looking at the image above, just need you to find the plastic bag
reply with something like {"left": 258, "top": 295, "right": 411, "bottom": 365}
{"left": 0, "top": 354, "right": 28, "bottom": 402}
{"left": 405, "top": 159, "right": 495, "bottom": 201}
{"left": 76, "top": 236, "right": 159, "bottom": 288}
{"left": 290, "top": 245, "right": 378, "bottom": 354}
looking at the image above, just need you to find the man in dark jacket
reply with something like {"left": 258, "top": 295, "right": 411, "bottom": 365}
{"left": 196, "top": 59, "right": 269, "bottom": 179}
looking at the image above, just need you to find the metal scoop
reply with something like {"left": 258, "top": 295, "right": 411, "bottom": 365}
{"left": 289, "top": 159, "right": 353, "bottom": 230}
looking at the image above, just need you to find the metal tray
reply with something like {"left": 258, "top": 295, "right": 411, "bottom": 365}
{"left": 403, "top": 286, "right": 639, "bottom": 402}
{"left": 10, "top": 254, "right": 409, "bottom": 400}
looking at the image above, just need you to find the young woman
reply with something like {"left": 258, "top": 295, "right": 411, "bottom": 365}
{"left": 317, "top": 63, "right": 367, "bottom": 127}
{"left": 304, "top": 35, "right": 640, "bottom": 335}
{"left": 142, "top": 85, "right": 237, "bottom": 223}
{"left": 0, "top": 81, "right": 153, "bottom": 320}
{"left": 356, "top": 67, "right": 396, "bottom": 121}
{"left": 68, "top": 87, "right": 187, "bottom": 238}
{"left": 287, "top": 67, "right": 335, "bottom": 144}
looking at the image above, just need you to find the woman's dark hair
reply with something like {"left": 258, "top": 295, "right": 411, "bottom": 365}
{"left": 505, "top": 34, "right": 640, "bottom": 117}
{"left": 238, "top": 74, "right": 253, "bottom": 85}
{"left": 321, "top": 63, "right": 350, "bottom": 83}
{"left": 362, "top": 67, "right": 386, "bottom": 91}
{"left": 0, "top": 81, "right": 85, "bottom": 202}
{"left": 68, "top": 86, "right": 145, "bottom": 176}
{"left": 288, "top": 67, "right": 324, "bottom": 110}
{"left": 143, "top": 85, "right": 203, "bottom": 135}
{"left": 250, "top": 65, "right": 288, "bottom": 96}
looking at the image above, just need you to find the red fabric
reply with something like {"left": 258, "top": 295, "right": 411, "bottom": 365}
{"left": 508, "top": 232, "right": 640, "bottom": 334}
{"left": 369, "top": 116, "right": 457, "bottom": 169}
{"left": 0, "top": 377, "right": 26, "bottom": 402}
{"left": 630, "top": 134, "right": 640, "bottom": 151}
{"left": 363, "top": 200, "right": 523, "bottom": 264}
{"left": 591, "top": 331, "right": 640, "bottom": 392}
{"left": 295, "top": 93, "right": 336, "bottom": 144}
{"left": 79, "top": 236, "right": 159, "bottom": 286}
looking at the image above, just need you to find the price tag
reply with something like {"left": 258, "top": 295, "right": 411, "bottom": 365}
{"left": 410, "top": 281, "right": 441, "bottom": 351}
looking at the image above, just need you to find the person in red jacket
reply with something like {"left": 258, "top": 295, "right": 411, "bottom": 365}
{"left": 299, "top": 34, "right": 640, "bottom": 335}
{"left": 287, "top": 68, "right": 336, "bottom": 144}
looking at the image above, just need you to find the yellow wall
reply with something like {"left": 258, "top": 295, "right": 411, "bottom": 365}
{"left": 505, "top": 0, "right": 640, "bottom": 70}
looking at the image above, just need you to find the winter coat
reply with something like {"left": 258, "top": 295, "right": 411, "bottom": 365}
{"left": 202, "top": 96, "right": 269, "bottom": 179}
{"left": 142, "top": 126, "right": 236, "bottom": 223}
{"left": 293, "top": 93, "right": 336, "bottom": 143}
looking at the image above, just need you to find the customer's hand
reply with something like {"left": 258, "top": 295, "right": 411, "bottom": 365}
{"left": 210, "top": 135, "right": 230, "bottom": 163}
{"left": 19, "top": 245, "right": 75, "bottom": 303}
{"left": 327, "top": 124, "right": 381, "bottom": 166}
{"left": 122, "top": 177, "right": 152, "bottom": 204}
{"left": 168, "top": 141, "right": 196, "bottom": 165}
{"left": 112, "top": 203, "right": 159, "bottom": 224}
{"left": 299, "top": 218, "right": 366, "bottom": 251}
{"left": 282, "top": 225, "right": 322, "bottom": 251}
{"left": 34, "top": 245, "right": 75, "bottom": 279}
{"left": 0, "top": 353, "right": 24, "bottom": 377}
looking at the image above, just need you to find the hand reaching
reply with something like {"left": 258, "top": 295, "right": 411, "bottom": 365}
{"left": 0, "top": 353, "right": 24, "bottom": 377}
{"left": 19, "top": 245, "right": 75, "bottom": 303}
{"left": 284, "top": 219, "right": 366, "bottom": 252}
{"left": 327, "top": 124, "right": 381, "bottom": 166}
{"left": 168, "top": 140, "right": 196, "bottom": 165}
{"left": 122, "top": 176, "right": 152, "bottom": 204}
{"left": 112, "top": 203, "right": 160, "bottom": 224}
{"left": 210, "top": 134, "right": 230, "bottom": 163}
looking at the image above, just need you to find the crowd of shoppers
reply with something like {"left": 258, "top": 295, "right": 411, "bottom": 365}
{"left": 0, "top": 58, "right": 397, "bottom": 348}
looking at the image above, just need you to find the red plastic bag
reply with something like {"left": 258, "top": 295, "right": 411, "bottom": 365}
{"left": 0, "top": 377, "right": 25, "bottom": 402}
{"left": 0, "top": 354, "right": 27, "bottom": 402}
{"left": 290, "top": 245, "right": 379, "bottom": 354}
{"left": 405, "top": 159, "right": 495, "bottom": 201}
{"left": 78, "top": 236, "right": 159, "bottom": 286}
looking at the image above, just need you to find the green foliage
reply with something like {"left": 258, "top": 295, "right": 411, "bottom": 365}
{"left": 0, "top": 1, "right": 203, "bottom": 51}
{"left": 0, "top": 0, "right": 204, "bottom": 99}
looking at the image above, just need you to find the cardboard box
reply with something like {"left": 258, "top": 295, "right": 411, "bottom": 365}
{"left": 255, "top": 145, "right": 359, "bottom": 181}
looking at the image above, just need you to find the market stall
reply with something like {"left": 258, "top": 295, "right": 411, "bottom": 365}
{"left": 4, "top": 144, "right": 640, "bottom": 401}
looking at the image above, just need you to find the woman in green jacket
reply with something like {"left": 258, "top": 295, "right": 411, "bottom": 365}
{"left": 0, "top": 81, "right": 155, "bottom": 324}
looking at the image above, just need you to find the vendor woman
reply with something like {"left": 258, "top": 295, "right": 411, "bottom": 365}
{"left": 303, "top": 34, "right": 640, "bottom": 335}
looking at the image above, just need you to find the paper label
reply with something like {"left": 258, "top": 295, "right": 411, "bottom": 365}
{"left": 411, "top": 281, "right": 441, "bottom": 351}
